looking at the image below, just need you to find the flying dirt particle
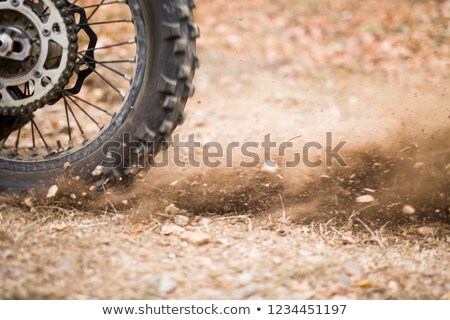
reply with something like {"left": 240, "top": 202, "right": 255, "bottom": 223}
{"left": 402, "top": 205, "right": 416, "bottom": 215}
{"left": 24, "top": 197, "right": 33, "bottom": 208}
{"left": 355, "top": 195, "right": 375, "bottom": 203}
{"left": 417, "top": 227, "right": 434, "bottom": 236}
{"left": 92, "top": 166, "right": 103, "bottom": 177}
{"left": 70, "top": 194, "right": 77, "bottom": 200}
{"left": 161, "top": 225, "right": 186, "bottom": 236}
{"left": 180, "top": 231, "right": 210, "bottom": 246}
{"left": 64, "top": 162, "right": 71, "bottom": 170}
{"left": 173, "top": 215, "right": 190, "bottom": 227}
{"left": 46, "top": 185, "right": 59, "bottom": 198}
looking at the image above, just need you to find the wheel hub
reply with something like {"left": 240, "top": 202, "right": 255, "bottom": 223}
{"left": 0, "top": 25, "right": 33, "bottom": 62}
{"left": 0, "top": 0, "right": 78, "bottom": 116}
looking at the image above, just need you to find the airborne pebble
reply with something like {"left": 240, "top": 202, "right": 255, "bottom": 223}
{"left": 417, "top": 227, "right": 434, "bottom": 236}
{"left": 355, "top": 195, "right": 375, "bottom": 203}
{"left": 46, "top": 185, "right": 59, "bottom": 198}
{"left": 402, "top": 205, "right": 416, "bottom": 215}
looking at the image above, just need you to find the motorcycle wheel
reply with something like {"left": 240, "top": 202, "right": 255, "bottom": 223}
{"left": 0, "top": 0, "right": 199, "bottom": 193}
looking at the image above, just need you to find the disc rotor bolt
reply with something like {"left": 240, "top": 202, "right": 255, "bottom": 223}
{"left": 34, "top": 70, "right": 42, "bottom": 78}
{"left": 43, "top": 28, "right": 51, "bottom": 37}
{"left": 11, "top": 0, "right": 19, "bottom": 7}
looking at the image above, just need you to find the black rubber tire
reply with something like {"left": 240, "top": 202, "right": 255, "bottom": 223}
{"left": 0, "top": 0, "right": 199, "bottom": 194}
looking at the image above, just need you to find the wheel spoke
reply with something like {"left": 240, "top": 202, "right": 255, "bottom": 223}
{"left": 77, "top": 54, "right": 126, "bottom": 98}
{"left": 64, "top": 96, "right": 88, "bottom": 143}
{"left": 14, "top": 128, "right": 21, "bottom": 153}
{"left": 86, "top": 0, "right": 106, "bottom": 22}
{"left": 31, "top": 119, "right": 51, "bottom": 153}
{"left": 64, "top": 92, "right": 114, "bottom": 116}
{"left": 80, "top": 53, "right": 132, "bottom": 82}
{"left": 64, "top": 97, "right": 73, "bottom": 148}
{"left": 78, "top": 19, "right": 132, "bottom": 27}
{"left": 78, "top": 39, "right": 135, "bottom": 54}
{"left": 65, "top": 94, "right": 103, "bottom": 129}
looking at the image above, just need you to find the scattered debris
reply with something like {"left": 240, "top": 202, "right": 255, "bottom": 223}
{"left": 131, "top": 224, "right": 144, "bottom": 234}
{"left": 173, "top": 215, "right": 190, "bottom": 227}
{"left": 46, "top": 185, "right": 59, "bottom": 199}
{"left": 161, "top": 225, "right": 186, "bottom": 236}
{"left": 112, "top": 214, "right": 125, "bottom": 225}
{"left": 92, "top": 166, "right": 103, "bottom": 176}
{"left": 355, "top": 195, "right": 375, "bottom": 203}
{"left": 158, "top": 274, "right": 177, "bottom": 297}
{"left": 165, "top": 204, "right": 181, "bottom": 215}
{"left": 417, "top": 227, "right": 434, "bottom": 236}
{"left": 180, "top": 231, "right": 210, "bottom": 246}
{"left": 402, "top": 205, "right": 416, "bottom": 215}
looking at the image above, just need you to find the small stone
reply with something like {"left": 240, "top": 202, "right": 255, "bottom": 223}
{"left": 199, "top": 217, "right": 212, "bottom": 226}
{"left": 173, "top": 215, "right": 189, "bottom": 227}
{"left": 92, "top": 165, "right": 103, "bottom": 176}
{"left": 64, "top": 162, "right": 71, "bottom": 169}
{"left": 46, "top": 185, "right": 59, "bottom": 198}
{"left": 417, "top": 227, "right": 434, "bottom": 236}
{"left": 180, "top": 231, "right": 210, "bottom": 246}
{"left": 388, "top": 280, "right": 400, "bottom": 292}
{"left": 70, "top": 194, "right": 77, "bottom": 200}
{"left": 112, "top": 214, "right": 125, "bottom": 225}
{"left": 355, "top": 195, "right": 375, "bottom": 203}
{"left": 131, "top": 223, "right": 144, "bottom": 234}
{"left": 24, "top": 198, "right": 34, "bottom": 208}
{"left": 2, "top": 249, "right": 13, "bottom": 259}
{"left": 402, "top": 205, "right": 416, "bottom": 215}
{"left": 122, "top": 200, "right": 129, "bottom": 206}
{"left": 158, "top": 274, "right": 177, "bottom": 296}
{"left": 165, "top": 204, "right": 181, "bottom": 215}
{"left": 414, "top": 162, "right": 425, "bottom": 170}
{"left": 51, "top": 223, "right": 68, "bottom": 232}
{"left": 161, "top": 225, "right": 185, "bottom": 236}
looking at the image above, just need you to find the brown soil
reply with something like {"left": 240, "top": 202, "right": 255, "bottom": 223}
{"left": 0, "top": 0, "right": 449, "bottom": 300}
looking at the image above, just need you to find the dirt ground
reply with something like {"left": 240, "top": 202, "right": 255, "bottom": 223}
{"left": 1, "top": 0, "right": 449, "bottom": 299}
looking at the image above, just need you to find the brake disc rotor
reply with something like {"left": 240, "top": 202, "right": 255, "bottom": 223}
{"left": 0, "top": 0, "right": 78, "bottom": 116}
